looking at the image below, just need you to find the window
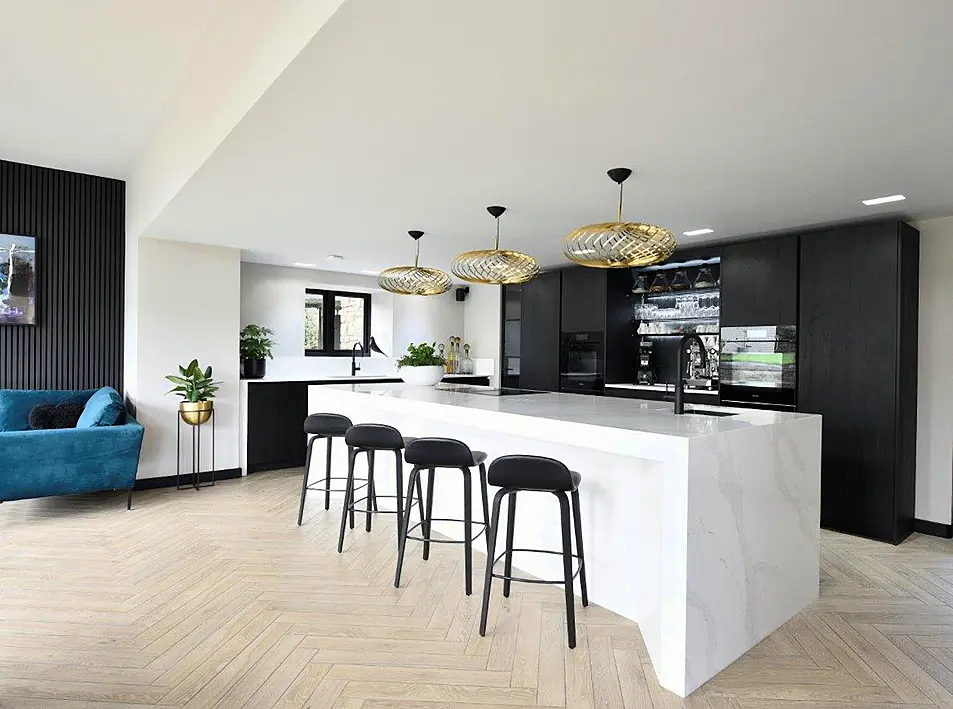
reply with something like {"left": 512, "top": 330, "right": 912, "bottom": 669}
{"left": 304, "top": 289, "right": 371, "bottom": 356}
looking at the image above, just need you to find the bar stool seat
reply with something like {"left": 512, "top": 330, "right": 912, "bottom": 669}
{"left": 337, "top": 423, "right": 423, "bottom": 553}
{"left": 479, "top": 454, "right": 589, "bottom": 648}
{"left": 394, "top": 437, "right": 490, "bottom": 595}
{"left": 297, "top": 413, "right": 363, "bottom": 525}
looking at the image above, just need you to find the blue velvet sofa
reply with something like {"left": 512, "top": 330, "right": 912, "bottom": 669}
{"left": 0, "top": 388, "right": 144, "bottom": 509}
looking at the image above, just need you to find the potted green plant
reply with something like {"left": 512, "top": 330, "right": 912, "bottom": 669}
{"left": 165, "top": 359, "right": 221, "bottom": 425}
{"left": 240, "top": 324, "right": 276, "bottom": 379}
{"left": 396, "top": 342, "right": 446, "bottom": 386}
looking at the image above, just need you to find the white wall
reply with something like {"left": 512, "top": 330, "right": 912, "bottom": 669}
{"left": 392, "top": 290, "right": 465, "bottom": 356}
{"left": 916, "top": 216, "right": 953, "bottom": 525}
{"left": 136, "top": 238, "right": 241, "bottom": 479}
{"left": 463, "top": 285, "right": 502, "bottom": 386}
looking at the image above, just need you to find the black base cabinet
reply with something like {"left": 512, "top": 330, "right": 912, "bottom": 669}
{"left": 798, "top": 221, "right": 919, "bottom": 544}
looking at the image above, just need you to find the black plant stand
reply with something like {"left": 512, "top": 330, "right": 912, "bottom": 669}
{"left": 176, "top": 409, "right": 216, "bottom": 491}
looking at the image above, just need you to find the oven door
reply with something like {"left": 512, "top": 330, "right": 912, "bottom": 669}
{"left": 560, "top": 332, "right": 604, "bottom": 394}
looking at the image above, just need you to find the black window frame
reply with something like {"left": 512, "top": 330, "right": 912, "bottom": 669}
{"left": 304, "top": 288, "right": 372, "bottom": 357}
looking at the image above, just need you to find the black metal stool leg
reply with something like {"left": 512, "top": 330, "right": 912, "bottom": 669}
{"left": 414, "top": 466, "right": 426, "bottom": 530}
{"left": 394, "top": 466, "right": 419, "bottom": 588}
{"left": 503, "top": 491, "right": 517, "bottom": 598}
{"left": 365, "top": 450, "right": 376, "bottom": 532}
{"left": 479, "top": 463, "right": 490, "bottom": 554}
{"left": 480, "top": 489, "right": 507, "bottom": 636}
{"left": 337, "top": 448, "right": 357, "bottom": 553}
{"left": 324, "top": 436, "right": 333, "bottom": 510}
{"left": 462, "top": 467, "right": 473, "bottom": 595}
{"left": 556, "top": 490, "right": 577, "bottom": 648}
{"left": 394, "top": 452, "right": 405, "bottom": 551}
{"left": 348, "top": 447, "right": 356, "bottom": 529}
{"left": 298, "top": 435, "right": 318, "bottom": 525}
{"left": 571, "top": 489, "right": 589, "bottom": 607}
{"left": 422, "top": 468, "right": 435, "bottom": 560}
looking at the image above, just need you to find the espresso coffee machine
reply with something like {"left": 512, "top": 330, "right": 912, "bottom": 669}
{"left": 637, "top": 340, "right": 655, "bottom": 385}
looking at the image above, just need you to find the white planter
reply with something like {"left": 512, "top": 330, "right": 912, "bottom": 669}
{"left": 399, "top": 365, "right": 445, "bottom": 386}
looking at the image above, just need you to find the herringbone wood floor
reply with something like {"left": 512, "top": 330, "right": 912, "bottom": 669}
{"left": 2, "top": 470, "right": 953, "bottom": 708}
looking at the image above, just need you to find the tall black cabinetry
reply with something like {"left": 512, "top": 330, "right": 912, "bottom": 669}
{"left": 561, "top": 267, "right": 606, "bottom": 332}
{"left": 798, "top": 221, "right": 919, "bottom": 544}
{"left": 519, "top": 270, "right": 562, "bottom": 392}
{"left": 721, "top": 236, "right": 798, "bottom": 327}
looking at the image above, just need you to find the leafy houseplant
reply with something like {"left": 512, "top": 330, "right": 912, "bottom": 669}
{"left": 396, "top": 342, "right": 446, "bottom": 386}
{"left": 240, "top": 324, "right": 276, "bottom": 379}
{"left": 166, "top": 359, "right": 221, "bottom": 425}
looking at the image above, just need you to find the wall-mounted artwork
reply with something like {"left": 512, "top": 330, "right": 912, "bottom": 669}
{"left": 0, "top": 234, "right": 37, "bottom": 325}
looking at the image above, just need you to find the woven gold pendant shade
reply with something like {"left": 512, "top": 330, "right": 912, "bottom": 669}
{"left": 563, "top": 168, "right": 676, "bottom": 268}
{"left": 451, "top": 206, "right": 539, "bottom": 285}
{"left": 378, "top": 230, "right": 452, "bottom": 296}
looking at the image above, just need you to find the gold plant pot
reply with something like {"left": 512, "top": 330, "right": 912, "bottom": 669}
{"left": 179, "top": 400, "right": 213, "bottom": 426}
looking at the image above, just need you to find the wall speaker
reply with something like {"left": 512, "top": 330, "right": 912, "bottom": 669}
{"left": 455, "top": 286, "right": 470, "bottom": 302}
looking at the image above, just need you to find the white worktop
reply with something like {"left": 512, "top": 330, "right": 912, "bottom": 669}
{"left": 243, "top": 373, "right": 490, "bottom": 384}
{"left": 312, "top": 382, "right": 822, "bottom": 697}
{"left": 605, "top": 382, "right": 718, "bottom": 396}
{"left": 321, "top": 382, "right": 811, "bottom": 441}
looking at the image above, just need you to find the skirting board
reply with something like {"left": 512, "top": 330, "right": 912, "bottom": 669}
{"left": 133, "top": 468, "right": 242, "bottom": 491}
{"left": 913, "top": 518, "right": 953, "bottom": 539}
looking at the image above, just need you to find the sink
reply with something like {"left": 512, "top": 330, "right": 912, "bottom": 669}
{"left": 684, "top": 409, "right": 737, "bottom": 417}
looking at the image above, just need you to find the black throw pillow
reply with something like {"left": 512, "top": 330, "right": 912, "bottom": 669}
{"left": 28, "top": 402, "right": 86, "bottom": 430}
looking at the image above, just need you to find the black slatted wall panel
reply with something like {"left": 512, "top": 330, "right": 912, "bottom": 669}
{"left": 0, "top": 160, "right": 124, "bottom": 390}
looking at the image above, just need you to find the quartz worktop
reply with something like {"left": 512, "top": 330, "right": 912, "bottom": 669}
{"left": 605, "top": 382, "right": 718, "bottom": 396}
{"left": 312, "top": 382, "right": 822, "bottom": 697}
{"left": 242, "top": 373, "right": 489, "bottom": 384}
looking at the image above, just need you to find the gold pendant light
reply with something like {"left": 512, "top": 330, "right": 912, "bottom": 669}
{"left": 378, "top": 230, "right": 452, "bottom": 296}
{"left": 451, "top": 206, "right": 539, "bottom": 285}
{"left": 564, "top": 168, "right": 676, "bottom": 268}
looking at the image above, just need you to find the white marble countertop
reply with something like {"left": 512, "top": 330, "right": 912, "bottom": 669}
{"left": 319, "top": 382, "right": 813, "bottom": 440}
{"left": 605, "top": 382, "right": 718, "bottom": 396}
{"left": 243, "top": 373, "right": 490, "bottom": 384}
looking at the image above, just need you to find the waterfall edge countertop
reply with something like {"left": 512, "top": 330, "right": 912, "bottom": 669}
{"left": 312, "top": 382, "right": 822, "bottom": 697}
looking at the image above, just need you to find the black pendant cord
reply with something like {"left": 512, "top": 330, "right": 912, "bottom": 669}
{"left": 617, "top": 182, "right": 624, "bottom": 223}
{"left": 494, "top": 216, "right": 501, "bottom": 250}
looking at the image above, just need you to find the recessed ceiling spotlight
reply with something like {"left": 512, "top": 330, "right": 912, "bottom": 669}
{"left": 326, "top": 254, "right": 345, "bottom": 261}
{"left": 862, "top": 194, "right": 906, "bottom": 206}
{"left": 293, "top": 262, "right": 317, "bottom": 268}
{"left": 683, "top": 228, "right": 714, "bottom": 236}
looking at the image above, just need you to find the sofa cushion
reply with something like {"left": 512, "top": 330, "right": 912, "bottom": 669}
{"left": 29, "top": 402, "right": 86, "bottom": 430}
{"left": 76, "top": 387, "right": 125, "bottom": 428}
{"left": 0, "top": 389, "right": 95, "bottom": 432}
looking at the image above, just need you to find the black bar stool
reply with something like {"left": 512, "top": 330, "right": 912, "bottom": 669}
{"left": 297, "top": 414, "right": 361, "bottom": 524}
{"left": 337, "top": 424, "right": 420, "bottom": 553}
{"left": 394, "top": 438, "right": 491, "bottom": 595}
{"left": 479, "top": 455, "right": 588, "bottom": 648}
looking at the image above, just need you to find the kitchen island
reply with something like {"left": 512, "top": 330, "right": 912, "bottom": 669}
{"left": 309, "top": 383, "right": 822, "bottom": 697}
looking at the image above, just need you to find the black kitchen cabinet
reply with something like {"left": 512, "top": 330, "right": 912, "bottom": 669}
{"left": 798, "top": 221, "right": 919, "bottom": 544}
{"left": 561, "top": 267, "right": 607, "bottom": 333}
{"left": 519, "top": 270, "right": 562, "bottom": 392}
{"left": 721, "top": 235, "right": 798, "bottom": 327}
{"left": 247, "top": 382, "right": 309, "bottom": 473}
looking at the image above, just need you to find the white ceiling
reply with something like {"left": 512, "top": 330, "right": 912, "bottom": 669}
{"left": 17, "top": 0, "right": 953, "bottom": 271}
{"left": 0, "top": 0, "right": 221, "bottom": 178}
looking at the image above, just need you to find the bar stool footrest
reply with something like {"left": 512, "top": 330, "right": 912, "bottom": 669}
{"left": 490, "top": 547, "right": 584, "bottom": 585}
{"left": 347, "top": 492, "right": 419, "bottom": 514}
{"left": 403, "top": 518, "right": 488, "bottom": 544}
{"left": 306, "top": 477, "right": 368, "bottom": 493}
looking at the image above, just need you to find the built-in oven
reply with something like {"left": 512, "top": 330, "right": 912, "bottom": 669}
{"left": 719, "top": 325, "right": 796, "bottom": 410}
{"left": 560, "top": 331, "right": 604, "bottom": 394}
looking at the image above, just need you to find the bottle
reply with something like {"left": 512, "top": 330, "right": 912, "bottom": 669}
{"left": 446, "top": 337, "right": 456, "bottom": 374}
{"left": 462, "top": 343, "right": 473, "bottom": 374}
